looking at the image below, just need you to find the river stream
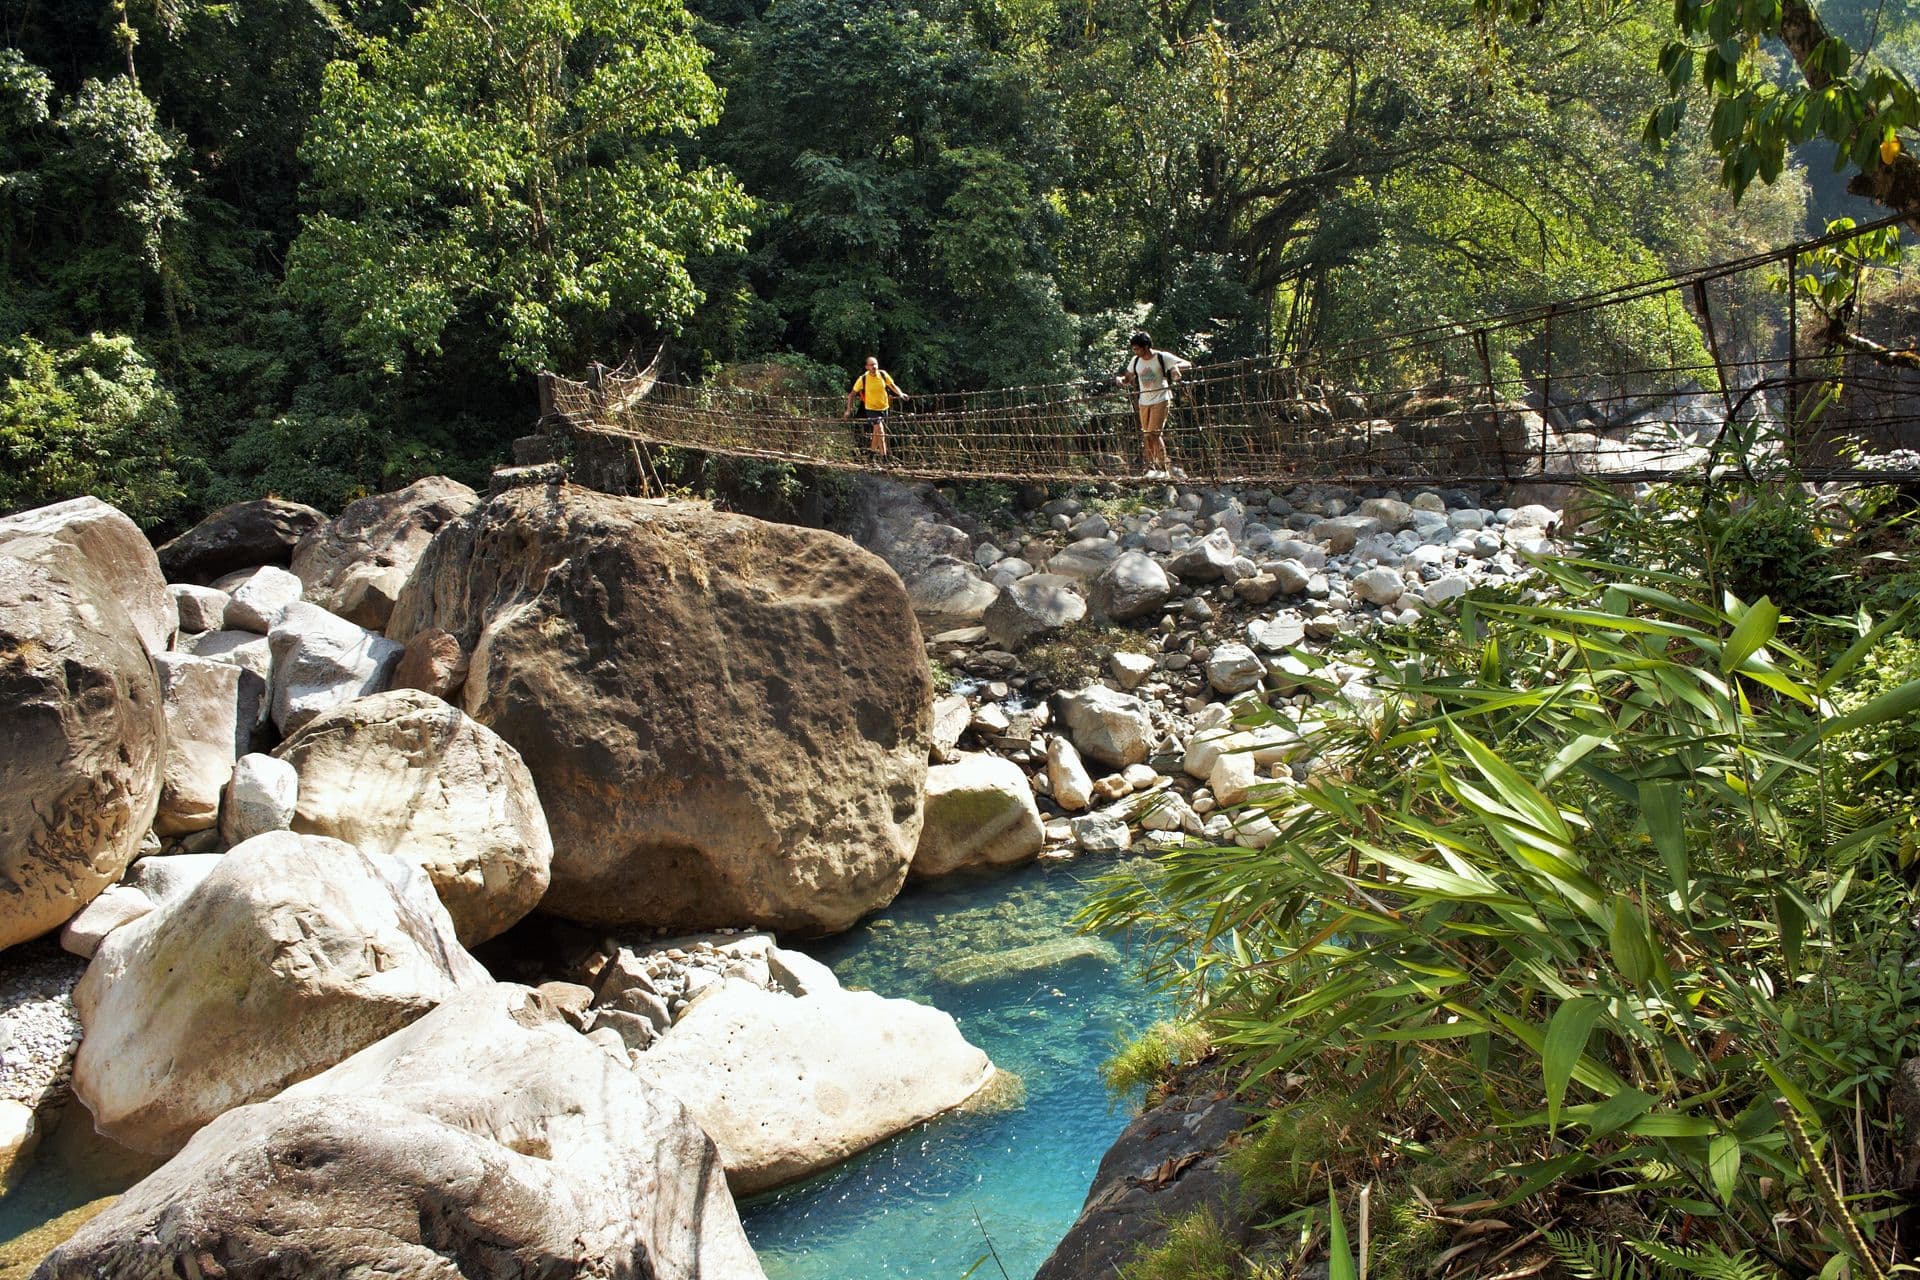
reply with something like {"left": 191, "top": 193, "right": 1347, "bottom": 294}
{"left": 742, "top": 856, "right": 1167, "bottom": 1280}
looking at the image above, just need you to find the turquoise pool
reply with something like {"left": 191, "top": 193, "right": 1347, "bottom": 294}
{"left": 741, "top": 857, "right": 1168, "bottom": 1280}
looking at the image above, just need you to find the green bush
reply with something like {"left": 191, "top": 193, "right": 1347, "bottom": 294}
{"left": 0, "top": 332, "right": 186, "bottom": 527}
{"left": 1083, "top": 527, "right": 1920, "bottom": 1268}
{"left": 1102, "top": 1021, "right": 1212, "bottom": 1098}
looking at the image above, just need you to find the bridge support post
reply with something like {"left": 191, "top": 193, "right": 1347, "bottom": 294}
{"left": 1541, "top": 306, "right": 1555, "bottom": 477}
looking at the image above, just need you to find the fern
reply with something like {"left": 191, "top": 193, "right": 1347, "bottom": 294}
{"left": 1545, "top": 1230, "right": 1643, "bottom": 1280}
{"left": 1628, "top": 1239, "right": 1778, "bottom": 1280}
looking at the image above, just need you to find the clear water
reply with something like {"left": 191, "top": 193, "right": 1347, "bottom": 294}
{"left": 741, "top": 857, "right": 1168, "bottom": 1280}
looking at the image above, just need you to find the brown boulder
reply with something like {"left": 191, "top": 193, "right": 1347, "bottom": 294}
{"left": 157, "top": 497, "right": 326, "bottom": 585}
{"left": 293, "top": 476, "right": 479, "bottom": 629}
{"left": 389, "top": 486, "right": 931, "bottom": 936}
{"left": 0, "top": 497, "right": 173, "bottom": 656}
{"left": 391, "top": 627, "right": 468, "bottom": 699}
{"left": 0, "top": 507, "right": 166, "bottom": 950}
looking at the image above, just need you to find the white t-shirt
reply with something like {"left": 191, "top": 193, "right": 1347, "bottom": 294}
{"left": 1130, "top": 351, "right": 1190, "bottom": 405}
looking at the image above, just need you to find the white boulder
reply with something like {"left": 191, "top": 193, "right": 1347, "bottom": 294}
{"left": 912, "top": 752, "right": 1046, "bottom": 878}
{"left": 268, "top": 601, "right": 404, "bottom": 735}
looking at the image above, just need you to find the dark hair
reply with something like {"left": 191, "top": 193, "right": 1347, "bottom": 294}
{"left": 1129, "top": 331, "right": 1152, "bottom": 349}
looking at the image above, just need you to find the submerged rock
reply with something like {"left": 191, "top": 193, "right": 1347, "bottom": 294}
{"left": 931, "top": 936, "right": 1119, "bottom": 986}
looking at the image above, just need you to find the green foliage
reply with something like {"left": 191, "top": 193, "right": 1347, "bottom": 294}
{"left": 1577, "top": 472, "right": 1848, "bottom": 619}
{"left": 1101, "top": 1021, "right": 1212, "bottom": 1098}
{"left": 0, "top": 332, "right": 186, "bottom": 527}
{"left": 290, "top": 0, "right": 752, "bottom": 374}
{"left": 1116, "top": 1210, "right": 1240, "bottom": 1280}
{"left": 1082, "top": 483, "right": 1920, "bottom": 1266}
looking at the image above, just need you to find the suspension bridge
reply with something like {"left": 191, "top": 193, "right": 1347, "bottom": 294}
{"left": 530, "top": 215, "right": 1920, "bottom": 493}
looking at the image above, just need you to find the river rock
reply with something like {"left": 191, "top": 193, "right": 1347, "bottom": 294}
{"left": 1351, "top": 566, "right": 1406, "bottom": 606}
{"left": 1047, "top": 537, "right": 1122, "bottom": 582}
{"left": 221, "top": 564, "right": 304, "bottom": 633}
{"left": 71, "top": 830, "right": 489, "bottom": 1154}
{"left": 1357, "top": 497, "right": 1414, "bottom": 529}
{"left": 846, "top": 478, "right": 999, "bottom": 629}
{"left": 268, "top": 601, "right": 404, "bottom": 735}
{"left": 1110, "top": 651, "right": 1155, "bottom": 691}
{"left": 1056, "top": 685, "right": 1154, "bottom": 768}
{"left": 152, "top": 653, "right": 246, "bottom": 836}
{"left": 169, "top": 583, "right": 229, "bottom": 635}
{"left": 59, "top": 885, "right": 155, "bottom": 960}
{"left": 1071, "top": 810, "right": 1131, "bottom": 852}
{"left": 984, "top": 573, "right": 1086, "bottom": 649}
{"left": 0, "top": 496, "right": 173, "bottom": 656}
{"left": 42, "top": 983, "right": 766, "bottom": 1280}
{"left": 276, "top": 689, "right": 553, "bottom": 944}
{"left": 1089, "top": 551, "right": 1172, "bottom": 622}
{"left": 219, "top": 752, "right": 297, "bottom": 852}
{"left": 183, "top": 628, "right": 273, "bottom": 736}
{"left": 388, "top": 487, "right": 931, "bottom": 937}
{"left": 389, "top": 625, "right": 469, "bottom": 700}
{"left": 292, "top": 476, "right": 480, "bottom": 629}
{"left": 1206, "top": 644, "right": 1265, "bottom": 695}
{"left": 0, "top": 507, "right": 165, "bottom": 950}
{"left": 1047, "top": 735, "right": 1095, "bottom": 812}
{"left": 157, "top": 497, "right": 328, "bottom": 585}
{"left": 913, "top": 753, "right": 1045, "bottom": 878}
{"left": 929, "top": 692, "right": 971, "bottom": 763}
{"left": 637, "top": 962, "right": 996, "bottom": 1194}
{"left": 1168, "top": 528, "right": 1236, "bottom": 582}
{"left": 1308, "top": 514, "right": 1381, "bottom": 553}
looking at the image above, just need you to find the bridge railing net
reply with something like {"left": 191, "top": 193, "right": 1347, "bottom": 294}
{"left": 551, "top": 216, "right": 1920, "bottom": 487}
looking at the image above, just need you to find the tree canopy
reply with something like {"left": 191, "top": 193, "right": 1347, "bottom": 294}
{"left": 7, "top": 0, "right": 1918, "bottom": 527}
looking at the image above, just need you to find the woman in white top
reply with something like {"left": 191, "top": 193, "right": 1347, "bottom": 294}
{"left": 1114, "top": 330, "right": 1191, "bottom": 478}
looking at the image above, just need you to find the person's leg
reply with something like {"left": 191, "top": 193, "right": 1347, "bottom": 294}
{"left": 869, "top": 411, "right": 888, "bottom": 457}
{"left": 1142, "top": 400, "right": 1170, "bottom": 470}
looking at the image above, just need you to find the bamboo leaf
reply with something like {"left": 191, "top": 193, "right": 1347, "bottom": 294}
{"left": 1327, "top": 1184, "right": 1358, "bottom": 1280}
{"left": 1543, "top": 996, "right": 1605, "bottom": 1130}
{"left": 1637, "top": 781, "right": 1689, "bottom": 904}
{"left": 1721, "top": 596, "right": 1779, "bottom": 673}
{"left": 1708, "top": 1132, "right": 1742, "bottom": 1203}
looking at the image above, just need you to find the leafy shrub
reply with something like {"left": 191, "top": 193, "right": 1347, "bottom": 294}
{"left": 0, "top": 332, "right": 186, "bottom": 527}
{"left": 1083, "top": 536, "right": 1920, "bottom": 1268}
{"left": 1117, "top": 1210, "right": 1240, "bottom": 1280}
{"left": 1102, "top": 1021, "right": 1212, "bottom": 1098}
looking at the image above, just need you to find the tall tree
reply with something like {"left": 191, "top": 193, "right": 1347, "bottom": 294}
{"left": 289, "top": 0, "right": 753, "bottom": 374}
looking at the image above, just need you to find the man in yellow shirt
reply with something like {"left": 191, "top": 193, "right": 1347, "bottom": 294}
{"left": 847, "top": 356, "right": 909, "bottom": 459}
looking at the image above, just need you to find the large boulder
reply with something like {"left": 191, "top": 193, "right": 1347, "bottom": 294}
{"left": 912, "top": 752, "right": 1045, "bottom": 878}
{"left": 156, "top": 497, "right": 327, "bottom": 585}
{"left": 984, "top": 573, "right": 1087, "bottom": 649}
{"left": 636, "top": 940, "right": 997, "bottom": 1194}
{"left": 42, "top": 984, "right": 766, "bottom": 1280}
{"left": 219, "top": 752, "right": 298, "bottom": 845}
{"left": 388, "top": 486, "right": 932, "bottom": 937}
{"left": 220, "top": 564, "right": 304, "bottom": 634}
{"left": 0, "top": 507, "right": 166, "bottom": 950}
{"left": 71, "top": 831, "right": 489, "bottom": 1154}
{"left": 1046, "top": 537, "right": 1122, "bottom": 583}
{"left": 268, "top": 601, "right": 404, "bottom": 735}
{"left": 1089, "top": 551, "right": 1172, "bottom": 623}
{"left": 276, "top": 689, "right": 552, "bottom": 945}
{"left": 0, "top": 496, "right": 172, "bottom": 656}
{"left": 1056, "top": 685, "right": 1155, "bottom": 769}
{"left": 292, "top": 476, "right": 480, "bottom": 629}
{"left": 151, "top": 653, "right": 246, "bottom": 835}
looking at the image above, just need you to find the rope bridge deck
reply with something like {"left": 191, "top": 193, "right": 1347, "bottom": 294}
{"left": 543, "top": 215, "right": 1920, "bottom": 491}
